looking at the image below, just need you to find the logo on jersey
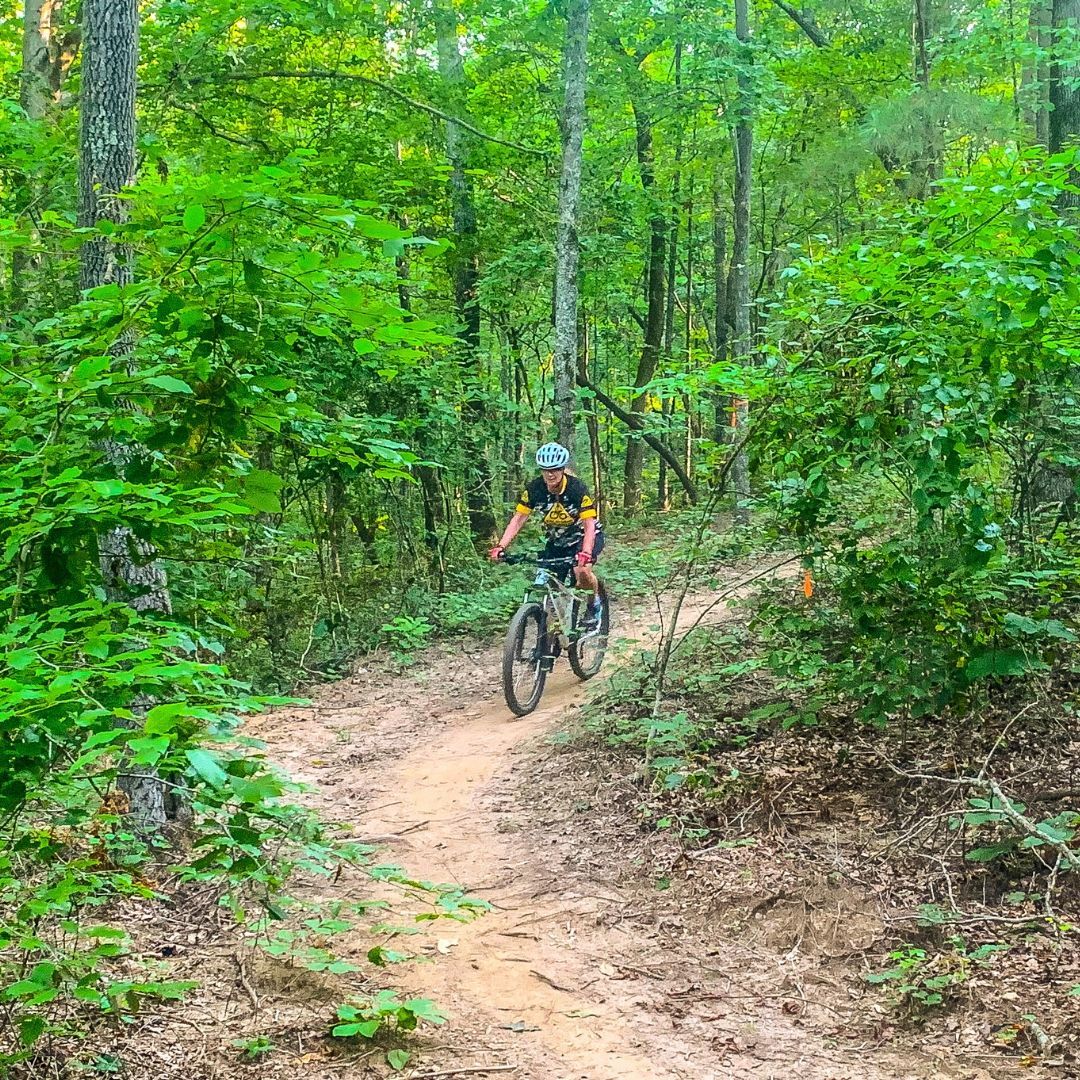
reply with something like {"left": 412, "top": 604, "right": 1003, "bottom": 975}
{"left": 543, "top": 504, "right": 576, "bottom": 528}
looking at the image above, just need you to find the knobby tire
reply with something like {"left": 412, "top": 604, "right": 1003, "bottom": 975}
{"left": 568, "top": 580, "right": 609, "bottom": 680}
{"left": 503, "top": 602, "right": 547, "bottom": 716}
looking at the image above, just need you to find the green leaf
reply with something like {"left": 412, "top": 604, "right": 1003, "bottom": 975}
{"left": 73, "top": 356, "right": 111, "bottom": 382}
{"left": 965, "top": 843, "right": 1015, "bottom": 862}
{"left": 144, "top": 702, "right": 188, "bottom": 733}
{"left": 242, "top": 259, "right": 264, "bottom": 293}
{"left": 19, "top": 1016, "right": 45, "bottom": 1047}
{"left": 127, "top": 735, "right": 171, "bottom": 766}
{"left": 183, "top": 204, "right": 207, "bottom": 232}
{"left": 332, "top": 1020, "right": 381, "bottom": 1039}
{"left": 965, "top": 648, "right": 1040, "bottom": 680}
{"left": 146, "top": 375, "right": 194, "bottom": 394}
{"left": 242, "top": 469, "right": 283, "bottom": 514}
{"left": 387, "top": 1050, "right": 410, "bottom": 1070}
{"left": 7, "top": 649, "right": 35, "bottom": 671}
{"left": 403, "top": 998, "right": 447, "bottom": 1025}
{"left": 186, "top": 748, "right": 228, "bottom": 789}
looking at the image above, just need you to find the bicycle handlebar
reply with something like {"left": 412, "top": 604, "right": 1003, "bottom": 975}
{"left": 500, "top": 552, "right": 576, "bottom": 568}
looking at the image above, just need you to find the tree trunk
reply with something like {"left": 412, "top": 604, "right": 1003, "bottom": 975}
{"left": 684, "top": 177, "right": 695, "bottom": 500}
{"left": 80, "top": 0, "right": 172, "bottom": 829}
{"left": 581, "top": 317, "right": 604, "bottom": 510}
{"left": 729, "top": 0, "right": 753, "bottom": 525}
{"left": 623, "top": 96, "right": 666, "bottom": 511}
{"left": 712, "top": 171, "right": 730, "bottom": 442}
{"left": 16, "top": 0, "right": 66, "bottom": 307}
{"left": 1024, "top": 1, "right": 1052, "bottom": 147}
{"left": 434, "top": 2, "right": 496, "bottom": 543}
{"left": 22, "top": 0, "right": 63, "bottom": 120}
{"left": 658, "top": 397, "right": 672, "bottom": 511}
{"left": 1050, "top": 0, "right": 1080, "bottom": 170}
{"left": 910, "top": 0, "right": 941, "bottom": 198}
{"left": 553, "top": 0, "right": 589, "bottom": 454}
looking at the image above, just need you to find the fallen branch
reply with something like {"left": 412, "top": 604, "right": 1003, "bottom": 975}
{"left": 882, "top": 760, "right": 1080, "bottom": 873}
{"left": 1028, "top": 788, "right": 1080, "bottom": 804}
{"left": 410, "top": 1067, "right": 517, "bottom": 1079}
{"left": 767, "top": 0, "right": 828, "bottom": 47}
{"left": 986, "top": 776, "right": 1080, "bottom": 872}
{"left": 576, "top": 374, "right": 698, "bottom": 503}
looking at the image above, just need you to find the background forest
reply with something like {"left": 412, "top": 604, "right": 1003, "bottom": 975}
{"left": 4, "top": 0, "right": 1080, "bottom": 1073}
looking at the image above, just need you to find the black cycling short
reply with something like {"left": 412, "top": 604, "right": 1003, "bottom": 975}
{"left": 543, "top": 526, "right": 605, "bottom": 568}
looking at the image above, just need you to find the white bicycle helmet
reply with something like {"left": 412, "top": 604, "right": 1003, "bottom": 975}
{"left": 535, "top": 442, "right": 570, "bottom": 469}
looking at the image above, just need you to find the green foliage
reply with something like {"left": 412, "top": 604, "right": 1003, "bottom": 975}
{"left": 331, "top": 990, "right": 447, "bottom": 1040}
{"left": 866, "top": 937, "right": 1007, "bottom": 1015}
{"left": 0, "top": 139, "right": 470, "bottom": 1063}
{"left": 950, "top": 795, "right": 1080, "bottom": 866}
{"left": 380, "top": 615, "right": 435, "bottom": 657}
{"left": 232, "top": 1034, "right": 276, "bottom": 1060}
{"left": 752, "top": 155, "right": 1080, "bottom": 728}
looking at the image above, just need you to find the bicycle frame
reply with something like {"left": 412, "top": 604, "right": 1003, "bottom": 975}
{"left": 525, "top": 565, "right": 584, "bottom": 649}
{"left": 505, "top": 554, "right": 592, "bottom": 650}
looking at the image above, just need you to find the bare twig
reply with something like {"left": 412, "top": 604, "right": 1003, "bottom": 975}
{"left": 156, "top": 70, "right": 547, "bottom": 156}
{"left": 409, "top": 1067, "right": 517, "bottom": 1079}
{"left": 881, "top": 759, "right": 1080, "bottom": 873}
{"left": 669, "top": 555, "right": 802, "bottom": 656}
{"left": 977, "top": 701, "right": 1039, "bottom": 779}
{"left": 986, "top": 776, "right": 1080, "bottom": 872}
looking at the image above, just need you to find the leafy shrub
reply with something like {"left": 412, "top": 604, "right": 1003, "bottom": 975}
{"left": 866, "top": 937, "right": 1006, "bottom": 1015}
{"left": 753, "top": 156, "right": 1080, "bottom": 729}
{"left": 331, "top": 990, "right": 447, "bottom": 1039}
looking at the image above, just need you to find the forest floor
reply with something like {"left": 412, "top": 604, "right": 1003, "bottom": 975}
{"left": 106, "top": 562, "right": 1068, "bottom": 1080}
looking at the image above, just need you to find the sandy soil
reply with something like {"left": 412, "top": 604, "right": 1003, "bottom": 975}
{"left": 236, "top": 573, "right": 1014, "bottom": 1080}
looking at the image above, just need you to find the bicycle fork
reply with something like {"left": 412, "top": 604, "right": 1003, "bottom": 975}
{"left": 540, "top": 605, "right": 565, "bottom": 672}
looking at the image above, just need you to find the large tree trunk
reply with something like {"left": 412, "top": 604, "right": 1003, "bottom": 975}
{"left": 1050, "top": 0, "right": 1080, "bottom": 196}
{"left": 434, "top": 3, "right": 496, "bottom": 542}
{"left": 80, "top": 0, "right": 172, "bottom": 829}
{"left": 553, "top": 0, "right": 590, "bottom": 454}
{"left": 581, "top": 317, "right": 604, "bottom": 510}
{"left": 729, "top": 0, "right": 753, "bottom": 525}
{"left": 659, "top": 39, "right": 684, "bottom": 512}
{"left": 683, "top": 176, "right": 695, "bottom": 500}
{"left": 909, "top": 0, "right": 941, "bottom": 199}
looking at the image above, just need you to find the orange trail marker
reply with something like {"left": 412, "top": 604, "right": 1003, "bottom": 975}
{"left": 803, "top": 569, "right": 814, "bottom": 598}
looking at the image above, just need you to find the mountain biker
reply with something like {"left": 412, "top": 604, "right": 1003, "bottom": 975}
{"left": 489, "top": 442, "right": 604, "bottom": 628}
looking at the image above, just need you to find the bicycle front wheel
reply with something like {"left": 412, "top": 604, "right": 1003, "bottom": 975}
{"left": 503, "top": 602, "right": 548, "bottom": 716}
{"left": 569, "top": 581, "right": 609, "bottom": 680}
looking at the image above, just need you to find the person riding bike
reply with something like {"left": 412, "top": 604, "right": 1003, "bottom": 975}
{"left": 489, "top": 442, "right": 605, "bottom": 628}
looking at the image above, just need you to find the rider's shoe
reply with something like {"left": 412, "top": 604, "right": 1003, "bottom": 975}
{"left": 584, "top": 596, "right": 603, "bottom": 630}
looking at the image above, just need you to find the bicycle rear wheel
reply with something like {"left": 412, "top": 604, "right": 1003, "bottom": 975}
{"left": 569, "top": 581, "right": 609, "bottom": 680}
{"left": 502, "top": 602, "right": 548, "bottom": 716}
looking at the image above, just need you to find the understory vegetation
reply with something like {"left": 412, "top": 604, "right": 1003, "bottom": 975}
{"left": 5, "top": 0, "right": 1080, "bottom": 1072}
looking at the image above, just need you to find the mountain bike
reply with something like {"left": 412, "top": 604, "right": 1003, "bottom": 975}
{"left": 499, "top": 553, "right": 610, "bottom": 717}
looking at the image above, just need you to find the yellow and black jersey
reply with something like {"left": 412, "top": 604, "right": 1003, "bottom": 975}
{"left": 516, "top": 474, "right": 597, "bottom": 548}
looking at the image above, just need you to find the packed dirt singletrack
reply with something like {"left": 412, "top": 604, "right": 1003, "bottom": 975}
{"left": 244, "top": 574, "right": 1013, "bottom": 1080}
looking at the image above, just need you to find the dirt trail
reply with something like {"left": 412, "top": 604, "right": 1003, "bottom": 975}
{"left": 249, "top": 582, "right": 994, "bottom": 1080}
